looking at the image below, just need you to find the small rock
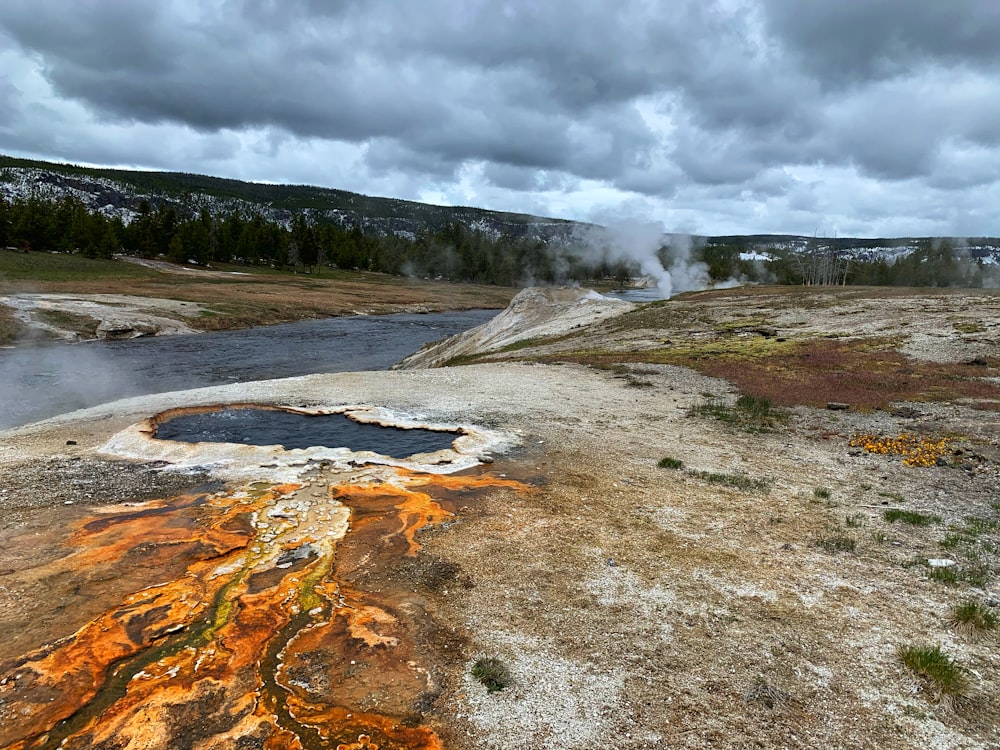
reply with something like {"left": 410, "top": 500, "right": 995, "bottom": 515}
{"left": 927, "top": 558, "right": 956, "bottom": 568}
{"left": 65, "top": 440, "right": 77, "bottom": 446}
{"left": 826, "top": 402, "right": 850, "bottom": 411}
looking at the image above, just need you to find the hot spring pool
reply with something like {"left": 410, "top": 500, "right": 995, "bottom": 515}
{"left": 155, "top": 407, "right": 459, "bottom": 456}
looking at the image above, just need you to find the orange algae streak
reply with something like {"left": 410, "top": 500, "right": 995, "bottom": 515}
{"left": 332, "top": 469, "right": 528, "bottom": 556}
{"left": 0, "top": 485, "right": 292, "bottom": 749}
{"left": 72, "top": 558, "right": 314, "bottom": 748}
{"left": 287, "top": 699, "right": 444, "bottom": 750}
{"left": 0, "top": 468, "right": 529, "bottom": 749}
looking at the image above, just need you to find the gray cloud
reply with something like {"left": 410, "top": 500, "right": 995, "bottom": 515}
{"left": 761, "top": 0, "right": 1000, "bottom": 84}
{"left": 0, "top": 0, "right": 997, "bottom": 236}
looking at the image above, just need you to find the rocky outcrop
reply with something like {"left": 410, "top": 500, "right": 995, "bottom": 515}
{"left": 0, "top": 293, "right": 203, "bottom": 341}
{"left": 395, "top": 286, "right": 634, "bottom": 369}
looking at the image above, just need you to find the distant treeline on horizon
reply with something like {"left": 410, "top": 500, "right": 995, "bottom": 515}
{"left": 0, "top": 191, "right": 995, "bottom": 289}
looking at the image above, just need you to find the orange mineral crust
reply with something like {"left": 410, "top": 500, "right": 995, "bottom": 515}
{"left": 0, "top": 467, "right": 527, "bottom": 749}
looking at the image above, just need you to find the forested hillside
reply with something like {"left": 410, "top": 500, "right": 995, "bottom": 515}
{"left": 2, "top": 156, "right": 998, "bottom": 289}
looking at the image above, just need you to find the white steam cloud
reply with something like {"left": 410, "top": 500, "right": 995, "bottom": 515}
{"left": 570, "top": 220, "right": 715, "bottom": 298}
{"left": 0, "top": 340, "right": 139, "bottom": 429}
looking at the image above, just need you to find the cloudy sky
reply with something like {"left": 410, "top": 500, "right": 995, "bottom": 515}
{"left": 0, "top": 0, "right": 997, "bottom": 237}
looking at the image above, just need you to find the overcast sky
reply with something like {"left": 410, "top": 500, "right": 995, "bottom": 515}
{"left": 1, "top": 0, "right": 997, "bottom": 237}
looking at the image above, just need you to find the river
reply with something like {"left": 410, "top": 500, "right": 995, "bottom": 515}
{"left": 0, "top": 309, "right": 497, "bottom": 429}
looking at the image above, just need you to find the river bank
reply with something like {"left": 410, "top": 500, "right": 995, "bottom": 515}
{"left": 0, "top": 249, "right": 515, "bottom": 344}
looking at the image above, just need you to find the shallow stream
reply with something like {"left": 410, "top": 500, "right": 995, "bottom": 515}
{"left": 0, "top": 308, "right": 496, "bottom": 428}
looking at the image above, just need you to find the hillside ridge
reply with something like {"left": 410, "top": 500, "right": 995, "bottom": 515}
{"left": 3, "top": 155, "right": 998, "bottom": 258}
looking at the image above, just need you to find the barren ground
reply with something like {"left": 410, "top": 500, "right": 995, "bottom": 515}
{"left": 0, "top": 285, "right": 998, "bottom": 749}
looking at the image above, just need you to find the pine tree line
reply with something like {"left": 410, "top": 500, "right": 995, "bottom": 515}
{"left": 1, "top": 192, "right": 994, "bottom": 289}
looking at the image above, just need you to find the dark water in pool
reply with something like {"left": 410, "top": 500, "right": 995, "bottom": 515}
{"left": 0, "top": 309, "right": 497, "bottom": 429}
{"left": 156, "top": 407, "right": 458, "bottom": 455}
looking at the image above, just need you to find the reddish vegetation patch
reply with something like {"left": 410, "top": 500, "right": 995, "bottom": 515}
{"left": 690, "top": 340, "right": 1000, "bottom": 410}
{"left": 552, "top": 339, "right": 1000, "bottom": 411}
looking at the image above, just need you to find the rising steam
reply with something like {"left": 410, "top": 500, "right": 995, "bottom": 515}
{"left": 0, "top": 339, "right": 140, "bottom": 429}
{"left": 570, "top": 220, "right": 715, "bottom": 298}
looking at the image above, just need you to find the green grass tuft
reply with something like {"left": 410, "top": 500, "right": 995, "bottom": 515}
{"left": 471, "top": 657, "right": 511, "bottom": 693}
{"left": 898, "top": 644, "right": 969, "bottom": 703}
{"left": 816, "top": 534, "right": 857, "bottom": 553}
{"left": 690, "top": 393, "right": 787, "bottom": 433}
{"left": 884, "top": 509, "right": 941, "bottom": 526}
{"left": 657, "top": 456, "right": 684, "bottom": 470}
{"left": 950, "top": 600, "right": 998, "bottom": 634}
{"left": 845, "top": 513, "right": 865, "bottom": 528}
{"left": 928, "top": 565, "right": 961, "bottom": 585}
{"left": 690, "top": 470, "right": 770, "bottom": 492}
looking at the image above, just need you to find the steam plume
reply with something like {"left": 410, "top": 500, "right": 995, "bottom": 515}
{"left": 570, "top": 220, "right": 713, "bottom": 298}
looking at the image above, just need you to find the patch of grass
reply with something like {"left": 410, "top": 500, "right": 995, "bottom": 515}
{"left": 471, "top": 657, "right": 511, "bottom": 693}
{"left": 929, "top": 565, "right": 962, "bottom": 585}
{"left": 961, "top": 564, "right": 991, "bottom": 589}
{"left": 897, "top": 644, "right": 969, "bottom": 704}
{"left": 690, "top": 470, "right": 770, "bottom": 492}
{"left": 938, "top": 513, "right": 999, "bottom": 587}
{"left": 813, "top": 487, "right": 831, "bottom": 501}
{"left": 949, "top": 600, "right": 998, "bottom": 635}
{"left": 884, "top": 509, "right": 942, "bottom": 526}
{"left": 816, "top": 534, "right": 857, "bottom": 553}
{"left": 878, "top": 491, "right": 905, "bottom": 502}
{"left": 690, "top": 393, "right": 787, "bottom": 433}
{"left": 495, "top": 335, "right": 563, "bottom": 354}
{"left": 846, "top": 513, "right": 865, "bottom": 528}
{"left": 657, "top": 456, "right": 684, "bottom": 470}
{"left": 0, "top": 249, "right": 160, "bottom": 282}
{"left": 940, "top": 532, "right": 966, "bottom": 550}
{"left": 964, "top": 516, "right": 1000, "bottom": 535}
